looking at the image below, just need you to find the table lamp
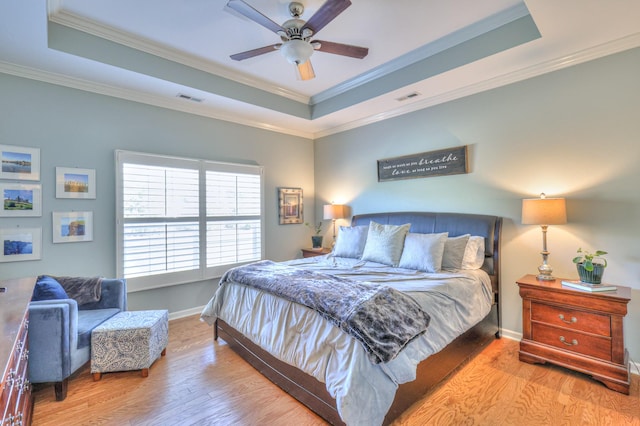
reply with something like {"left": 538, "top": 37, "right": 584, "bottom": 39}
{"left": 522, "top": 193, "right": 567, "bottom": 281}
{"left": 323, "top": 204, "right": 346, "bottom": 245}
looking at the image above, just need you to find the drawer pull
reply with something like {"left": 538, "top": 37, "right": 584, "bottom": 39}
{"left": 559, "top": 336, "right": 578, "bottom": 346}
{"left": 558, "top": 314, "right": 577, "bottom": 324}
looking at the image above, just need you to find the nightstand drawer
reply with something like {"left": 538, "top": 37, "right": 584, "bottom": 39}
{"left": 301, "top": 248, "right": 331, "bottom": 258}
{"left": 531, "top": 302, "right": 611, "bottom": 337}
{"left": 531, "top": 323, "right": 612, "bottom": 361}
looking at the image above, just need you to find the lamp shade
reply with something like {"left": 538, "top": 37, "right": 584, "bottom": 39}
{"left": 323, "top": 204, "right": 346, "bottom": 220}
{"left": 522, "top": 197, "right": 567, "bottom": 225}
{"left": 296, "top": 60, "right": 315, "bottom": 81}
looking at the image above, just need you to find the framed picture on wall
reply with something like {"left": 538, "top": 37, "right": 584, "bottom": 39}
{"left": 0, "top": 144, "right": 40, "bottom": 181}
{"left": 55, "top": 167, "right": 96, "bottom": 199}
{"left": 278, "top": 187, "right": 303, "bottom": 224}
{"left": 1, "top": 183, "right": 42, "bottom": 217}
{"left": 0, "top": 227, "right": 42, "bottom": 262}
{"left": 52, "top": 211, "right": 94, "bottom": 243}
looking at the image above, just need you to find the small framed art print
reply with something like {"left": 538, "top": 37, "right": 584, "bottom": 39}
{"left": 52, "top": 211, "right": 94, "bottom": 243}
{"left": 0, "top": 227, "right": 42, "bottom": 262}
{"left": 278, "top": 187, "right": 303, "bottom": 224}
{"left": 1, "top": 183, "right": 42, "bottom": 217}
{"left": 0, "top": 144, "right": 40, "bottom": 181}
{"left": 56, "top": 167, "right": 96, "bottom": 199}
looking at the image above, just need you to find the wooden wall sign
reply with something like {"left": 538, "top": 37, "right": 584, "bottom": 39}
{"left": 377, "top": 145, "right": 468, "bottom": 182}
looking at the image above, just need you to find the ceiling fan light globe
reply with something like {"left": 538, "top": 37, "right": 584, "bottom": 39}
{"left": 281, "top": 39, "right": 313, "bottom": 65}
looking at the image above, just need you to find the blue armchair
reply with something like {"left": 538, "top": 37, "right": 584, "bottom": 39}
{"left": 28, "top": 277, "right": 127, "bottom": 400}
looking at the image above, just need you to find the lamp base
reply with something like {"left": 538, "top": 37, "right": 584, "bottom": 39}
{"left": 536, "top": 273, "right": 555, "bottom": 281}
{"left": 536, "top": 249, "right": 555, "bottom": 281}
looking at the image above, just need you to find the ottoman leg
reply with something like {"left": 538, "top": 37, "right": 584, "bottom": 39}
{"left": 141, "top": 368, "right": 149, "bottom": 378}
{"left": 93, "top": 372, "right": 102, "bottom": 381}
{"left": 161, "top": 348, "right": 166, "bottom": 356}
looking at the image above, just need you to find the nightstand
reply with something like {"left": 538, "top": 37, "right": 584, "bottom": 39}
{"left": 301, "top": 248, "right": 331, "bottom": 258}
{"left": 517, "top": 274, "right": 631, "bottom": 394}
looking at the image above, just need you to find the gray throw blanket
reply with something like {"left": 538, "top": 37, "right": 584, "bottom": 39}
{"left": 54, "top": 276, "right": 102, "bottom": 305}
{"left": 221, "top": 260, "right": 431, "bottom": 364}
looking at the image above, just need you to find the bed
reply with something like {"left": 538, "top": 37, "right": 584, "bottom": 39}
{"left": 201, "top": 211, "right": 502, "bottom": 425}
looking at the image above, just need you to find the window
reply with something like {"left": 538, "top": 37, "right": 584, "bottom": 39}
{"left": 116, "top": 150, "right": 263, "bottom": 292}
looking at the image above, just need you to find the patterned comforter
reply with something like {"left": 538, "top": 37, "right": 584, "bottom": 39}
{"left": 220, "top": 260, "right": 431, "bottom": 364}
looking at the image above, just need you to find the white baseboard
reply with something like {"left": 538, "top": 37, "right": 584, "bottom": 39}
{"left": 167, "top": 305, "right": 206, "bottom": 321}
{"left": 499, "top": 327, "right": 522, "bottom": 341}
{"left": 499, "top": 327, "right": 640, "bottom": 376}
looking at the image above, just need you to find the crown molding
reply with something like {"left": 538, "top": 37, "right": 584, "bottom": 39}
{"left": 47, "top": 0, "right": 63, "bottom": 15}
{"left": 47, "top": 8, "right": 311, "bottom": 105}
{"left": 312, "top": 32, "right": 640, "bottom": 139}
{"left": 0, "top": 61, "right": 315, "bottom": 139}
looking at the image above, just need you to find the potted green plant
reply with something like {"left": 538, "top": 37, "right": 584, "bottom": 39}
{"left": 305, "top": 222, "right": 323, "bottom": 248}
{"left": 572, "top": 248, "right": 608, "bottom": 284}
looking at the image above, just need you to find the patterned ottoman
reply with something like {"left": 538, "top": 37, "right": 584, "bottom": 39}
{"left": 91, "top": 310, "right": 169, "bottom": 380}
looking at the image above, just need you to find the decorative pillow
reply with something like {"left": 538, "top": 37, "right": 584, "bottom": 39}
{"left": 442, "top": 234, "right": 471, "bottom": 269}
{"left": 332, "top": 225, "right": 369, "bottom": 259}
{"left": 398, "top": 232, "right": 448, "bottom": 272}
{"left": 361, "top": 221, "right": 411, "bottom": 266}
{"left": 32, "top": 275, "right": 69, "bottom": 301}
{"left": 461, "top": 236, "right": 486, "bottom": 270}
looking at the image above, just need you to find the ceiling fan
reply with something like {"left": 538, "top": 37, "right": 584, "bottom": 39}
{"left": 227, "top": 0, "right": 368, "bottom": 80}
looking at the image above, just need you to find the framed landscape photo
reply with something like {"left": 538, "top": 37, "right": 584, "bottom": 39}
{"left": 52, "top": 211, "right": 93, "bottom": 243}
{"left": 278, "top": 187, "right": 303, "bottom": 224}
{"left": 56, "top": 167, "right": 96, "bottom": 199}
{"left": 0, "top": 144, "right": 40, "bottom": 181}
{"left": 1, "top": 183, "right": 42, "bottom": 217}
{"left": 0, "top": 227, "right": 42, "bottom": 262}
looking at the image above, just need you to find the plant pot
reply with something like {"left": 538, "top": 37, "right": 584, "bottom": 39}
{"left": 576, "top": 262, "right": 605, "bottom": 284}
{"left": 311, "top": 235, "right": 323, "bottom": 249}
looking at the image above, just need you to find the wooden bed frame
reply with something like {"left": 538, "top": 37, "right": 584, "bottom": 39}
{"left": 215, "top": 212, "right": 502, "bottom": 425}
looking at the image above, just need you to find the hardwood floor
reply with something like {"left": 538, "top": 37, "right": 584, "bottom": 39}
{"left": 33, "top": 315, "right": 640, "bottom": 425}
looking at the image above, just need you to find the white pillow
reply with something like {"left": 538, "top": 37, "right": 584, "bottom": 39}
{"left": 442, "top": 234, "right": 470, "bottom": 269}
{"left": 332, "top": 225, "right": 369, "bottom": 259}
{"left": 398, "top": 232, "right": 449, "bottom": 272}
{"left": 461, "top": 236, "right": 485, "bottom": 270}
{"left": 361, "top": 221, "right": 411, "bottom": 266}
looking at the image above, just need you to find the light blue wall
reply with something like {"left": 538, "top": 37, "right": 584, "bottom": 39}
{"left": 315, "top": 47, "right": 640, "bottom": 359}
{"left": 0, "top": 74, "right": 316, "bottom": 314}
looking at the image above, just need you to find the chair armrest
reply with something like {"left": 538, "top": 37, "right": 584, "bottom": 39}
{"left": 28, "top": 300, "right": 78, "bottom": 382}
{"left": 78, "top": 278, "right": 127, "bottom": 311}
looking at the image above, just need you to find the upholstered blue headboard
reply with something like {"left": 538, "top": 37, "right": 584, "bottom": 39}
{"left": 351, "top": 211, "right": 502, "bottom": 294}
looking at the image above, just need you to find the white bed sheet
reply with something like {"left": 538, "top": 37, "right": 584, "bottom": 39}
{"left": 201, "top": 256, "right": 493, "bottom": 426}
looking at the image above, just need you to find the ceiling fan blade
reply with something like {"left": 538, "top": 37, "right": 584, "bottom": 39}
{"left": 303, "top": 0, "right": 352, "bottom": 34}
{"left": 226, "top": 0, "right": 284, "bottom": 34}
{"left": 312, "top": 40, "right": 368, "bottom": 59}
{"left": 230, "top": 44, "right": 281, "bottom": 61}
{"left": 296, "top": 60, "right": 315, "bottom": 81}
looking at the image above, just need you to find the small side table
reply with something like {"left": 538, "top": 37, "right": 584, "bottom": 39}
{"left": 301, "top": 248, "right": 331, "bottom": 258}
{"left": 517, "top": 274, "right": 631, "bottom": 394}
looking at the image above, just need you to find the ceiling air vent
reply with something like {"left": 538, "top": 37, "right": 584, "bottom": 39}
{"left": 177, "top": 93, "right": 204, "bottom": 103}
{"left": 395, "top": 92, "right": 421, "bottom": 102}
